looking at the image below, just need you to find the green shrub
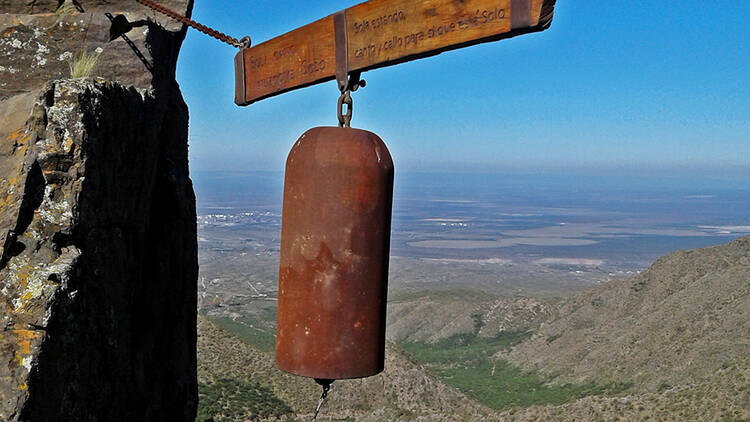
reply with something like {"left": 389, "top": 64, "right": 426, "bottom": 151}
{"left": 401, "top": 331, "right": 630, "bottom": 410}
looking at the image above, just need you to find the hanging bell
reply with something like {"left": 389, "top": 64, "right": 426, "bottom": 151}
{"left": 276, "top": 126, "right": 394, "bottom": 381}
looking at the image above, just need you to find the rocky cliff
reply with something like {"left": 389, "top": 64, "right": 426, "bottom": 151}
{"left": 0, "top": 0, "right": 197, "bottom": 420}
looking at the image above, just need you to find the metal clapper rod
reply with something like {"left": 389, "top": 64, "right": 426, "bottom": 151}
{"left": 312, "top": 378, "right": 333, "bottom": 421}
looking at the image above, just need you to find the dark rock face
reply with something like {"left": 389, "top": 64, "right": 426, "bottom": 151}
{"left": 0, "top": 0, "right": 197, "bottom": 420}
{"left": 1, "top": 0, "right": 193, "bottom": 99}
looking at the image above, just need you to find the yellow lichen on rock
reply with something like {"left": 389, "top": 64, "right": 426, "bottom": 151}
{"left": 8, "top": 128, "right": 27, "bottom": 141}
{"left": 2, "top": 128, "right": 30, "bottom": 162}
{"left": 13, "top": 262, "right": 33, "bottom": 291}
{"left": 63, "top": 136, "right": 74, "bottom": 153}
{"left": 13, "top": 329, "right": 39, "bottom": 355}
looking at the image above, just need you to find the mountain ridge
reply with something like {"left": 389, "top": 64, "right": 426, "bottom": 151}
{"left": 507, "top": 235, "right": 750, "bottom": 389}
{"left": 490, "top": 235, "right": 750, "bottom": 420}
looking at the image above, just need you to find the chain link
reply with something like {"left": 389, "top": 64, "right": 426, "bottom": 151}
{"left": 135, "top": 0, "right": 250, "bottom": 48}
{"left": 312, "top": 382, "right": 331, "bottom": 421}
{"left": 337, "top": 90, "right": 353, "bottom": 128}
{"left": 336, "top": 74, "right": 365, "bottom": 127}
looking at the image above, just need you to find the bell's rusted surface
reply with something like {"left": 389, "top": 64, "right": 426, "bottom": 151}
{"left": 276, "top": 126, "right": 394, "bottom": 380}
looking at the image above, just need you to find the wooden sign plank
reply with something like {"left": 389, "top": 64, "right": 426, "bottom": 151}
{"left": 235, "top": 0, "right": 555, "bottom": 106}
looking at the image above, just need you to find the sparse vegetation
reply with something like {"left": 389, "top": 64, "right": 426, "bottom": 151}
{"left": 196, "top": 378, "right": 292, "bottom": 422}
{"left": 402, "top": 331, "right": 530, "bottom": 364}
{"left": 68, "top": 49, "right": 100, "bottom": 78}
{"left": 55, "top": 0, "right": 81, "bottom": 15}
{"left": 210, "top": 315, "right": 276, "bottom": 353}
{"left": 432, "top": 358, "right": 629, "bottom": 410}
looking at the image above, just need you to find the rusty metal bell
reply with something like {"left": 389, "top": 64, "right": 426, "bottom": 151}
{"left": 276, "top": 126, "right": 394, "bottom": 380}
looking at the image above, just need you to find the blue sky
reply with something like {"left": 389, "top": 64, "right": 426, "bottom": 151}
{"left": 177, "top": 1, "right": 750, "bottom": 175}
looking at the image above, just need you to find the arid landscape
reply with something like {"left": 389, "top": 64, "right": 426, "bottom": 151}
{"left": 194, "top": 171, "right": 750, "bottom": 421}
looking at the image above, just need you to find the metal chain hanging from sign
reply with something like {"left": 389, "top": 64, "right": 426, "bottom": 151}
{"left": 135, "top": 0, "right": 250, "bottom": 48}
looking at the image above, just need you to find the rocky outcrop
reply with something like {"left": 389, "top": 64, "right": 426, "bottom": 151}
{"left": 0, "top": 0, "right": 196, "bottom": 420}
{"left": 1, "top": 0, "right": 192, "bottom": 98}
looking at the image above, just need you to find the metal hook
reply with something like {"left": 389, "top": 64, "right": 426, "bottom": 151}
{"left": 238, "top": 35, "right": 252, "bottom": 49}
{"left": 346, "top": 71, "right": 366, "bottom": 93}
